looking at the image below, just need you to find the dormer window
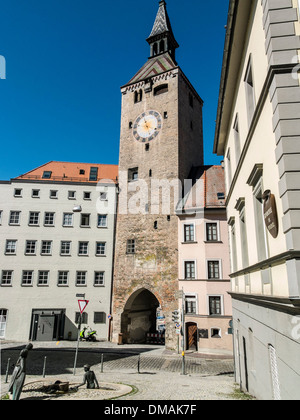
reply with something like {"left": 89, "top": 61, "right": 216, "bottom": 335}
{"left": 89, "top": 167, "right": 98, "bottom": 181}
{"left": 42, "top": 171, "right": 52, "bottom": 179}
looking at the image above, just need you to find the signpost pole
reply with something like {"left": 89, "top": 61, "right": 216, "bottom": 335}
{"left": 73, "top": 313, "right": 82, "bottom": 376}
{"left": 181, "top": 289, "right": 186, "bottom": 376}
{"left": 73, "top": 299, "right": 89, "bottom": 376}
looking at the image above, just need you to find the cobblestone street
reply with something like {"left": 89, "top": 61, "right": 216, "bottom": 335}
{"left": 0, "top": 341, "right": 242, "bottom": 400}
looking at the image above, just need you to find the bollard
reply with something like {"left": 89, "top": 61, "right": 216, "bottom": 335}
{"left": 137, "top": 354, "right": 141, "bottom": 374}
{"left": 101, "top": 354, "right": 104, "bottom": 373}
{"left": 5, "top": 358, "right": 10, "bottom": 383}
{"left": 42, "top": 357, "right": 47, "bottom": 378}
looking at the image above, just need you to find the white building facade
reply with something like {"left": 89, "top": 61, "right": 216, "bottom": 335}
{"left": 214, "top": 0, "right": 300, "bottom": 400}
{"left": 0, "top": 162, "right": 118, "bottom": 342}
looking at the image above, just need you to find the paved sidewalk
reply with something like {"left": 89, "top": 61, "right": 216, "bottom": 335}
{"left": 1, "top": 341, "right": 237, "bottom": 400}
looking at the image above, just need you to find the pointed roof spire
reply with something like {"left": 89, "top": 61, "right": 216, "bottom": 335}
{"left": 148, "top": 1, "right": 173, "bottom": 38}
{"left": 147, "top": 0, "right": 179, "bottom": 61}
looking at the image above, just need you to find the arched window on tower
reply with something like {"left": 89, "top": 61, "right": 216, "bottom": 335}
{"left": 160, "top": 40, "right": 165, "bottom": 53}
{"left": 153, "top": 43, "right": 158, "bottom": 56}
{"left": 134, "top": 89, "right": 143, "bottom": 103}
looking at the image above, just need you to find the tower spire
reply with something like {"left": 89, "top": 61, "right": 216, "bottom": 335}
{"left": 147, "top": 0, "right": 179, "bottom": 62}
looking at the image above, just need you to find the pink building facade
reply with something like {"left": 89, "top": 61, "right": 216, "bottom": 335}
{"left": 177, "top": 166, "right": 233, "bottom": 354}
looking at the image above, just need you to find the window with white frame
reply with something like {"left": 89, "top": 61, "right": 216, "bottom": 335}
{"left": 226, "top": 149, "right": 232, "bottom": 190}
{"left": 58, "top": 271, "right": 69, "bottom": 286}
{"left": 14, "top": 188, "right": 22, "bottom": 197}
{"left": 208, "top": 296, "right": 222, "bottom": 316}
{"left": 184, "top": 261, "right": 196, "bottom": 280}
{"left": 206, "top": 223, "right": 219, "bottom": 242}
{"left": 63, "top": 213, "right": 73, "bottom": 227}
{"left": 184, "top": 224, "right": 195, "bottom": 242}
{"left": 22, "top": 271, "right": 34, "bottom": 286}
{"left": 25, "top": 240, "right": 37, "bottom": 255}
{"left": 41, "top": 241, "right": 52, "bottom": 255}
{"left": 61, "top": 241, "right": 71, "bottom": 255}
{"left": 1, "top": 271, "right": 13, "bottom": 286}
{"left": 78, "top": 242, "right": 89, "bottom": 256}
{"left": 228, "top": 217, "right": 238, "bottom": 273}
{"left": 50, "top": 190, "right": 58, "bottom": 199}
{"left": 233, "top": 114, "right": 241, "bottom": 165}
{"left": 68, "top": 191, "right": 76, "bottom": 200}
{"left": 94, "top": 272, "right": 105, "bottom": 286}
{"left": 32, "top": 189, "right": 40, "bottom": 198}
{"left": 207, "top": 260, "right": 221, "bottom": 280}
{"left": 244, "top": 56, "right": 256, "bottom": 126}
{"left": 84, "top": 191, "right": 91, "bottom": 200}
{"left": 76, "top": 271, "right": 87, "bottom": 286}
{"left": 81, "top": 213, "right": 90, "bottom": 227}
{"left": 38, "top": 271, "right": 49, "bottom": 286}
{"left": 44, "top": 212, "right": 55, "bottom": 226}
{"left": 185, "top": 294, "right": 197, "bottom": 314}
{"left": 96, "top": 242, "right": 106, "bottom": 256}
{"left": 9, "top": 211, "right": 21, "bottom": 225}
{"left": 5, "top": 240, "right": 17, "bottom": 255}
{"left": 98, "top": 214, "right": 107, "bottom": 228}
{"left": 29, "top": 212, "right": 40, "bottom": 226}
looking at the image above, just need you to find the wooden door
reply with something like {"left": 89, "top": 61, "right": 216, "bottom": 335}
{"left": 186, "top": 323, "right": 198, "bottom": 351}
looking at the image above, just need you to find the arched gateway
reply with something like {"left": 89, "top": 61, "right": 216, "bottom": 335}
{"left": 121, "top": 289, "right": 161, "bottom": 344}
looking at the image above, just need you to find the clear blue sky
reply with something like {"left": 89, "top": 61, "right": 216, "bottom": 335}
{"left": 0, "top": 0, "right": 229, "bottom": 180}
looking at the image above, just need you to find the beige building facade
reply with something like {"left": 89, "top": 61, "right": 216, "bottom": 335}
{"left": 214, "top": 0, "right": 300, "bottom": 400}
{"left": 177, "top": 166, "right": 233, "bottom": 355}
{"left": 0, "top": 162, "right": 118, "bottom": 342}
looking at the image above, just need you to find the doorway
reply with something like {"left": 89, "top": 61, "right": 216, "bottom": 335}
{"left": 186, "top": 322, "right": 198, "bottom": 351}
{"left": 0, "top": 309, "right": 8, "bottom": 339}
{"left": 121, "top": 289, "right": 160, "bottom": 344}
{"left": 30, "top": 310, "right": 65, "bottom": 341}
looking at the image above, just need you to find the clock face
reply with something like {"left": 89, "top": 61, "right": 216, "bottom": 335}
{"left": 133, "top": 110, "right": 162, "bottom": 142}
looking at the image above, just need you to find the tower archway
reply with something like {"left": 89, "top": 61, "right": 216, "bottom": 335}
{"left": 121, "top": 288, "right": 160, "bottom": 344}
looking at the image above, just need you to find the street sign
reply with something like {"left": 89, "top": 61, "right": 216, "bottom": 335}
{"left": 78, "top": 300, "right": 89, "bottom": 314}
{"left": 108, "top": 314, "right": 112, "bottom": 320}
{"left": 175, "top": 290, "right": 184, "bottom": 299}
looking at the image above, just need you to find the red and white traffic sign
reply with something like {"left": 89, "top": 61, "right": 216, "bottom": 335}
{"left": 78, "top": 300, "right": 89, "bottom": 314}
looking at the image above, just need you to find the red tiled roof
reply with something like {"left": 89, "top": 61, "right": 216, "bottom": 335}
{"left": 14, "top": 161, "right": 118, "bottom": 184}
{"left": 181, "top": 165, "right": 226, "bottom": 210}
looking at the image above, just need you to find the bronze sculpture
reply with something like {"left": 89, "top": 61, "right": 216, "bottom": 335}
{"left": 76, "top": 364, "right": 99, "bottom": 390}
{"left": 8, "top": 343, "right": 33, "bottom": 400}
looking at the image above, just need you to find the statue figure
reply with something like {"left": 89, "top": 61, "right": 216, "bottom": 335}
{"left": 8, "top": 343, "right": 33, "bottom": 400}
{"left": 76, "top": 365, "right": 99, "bottom": 390}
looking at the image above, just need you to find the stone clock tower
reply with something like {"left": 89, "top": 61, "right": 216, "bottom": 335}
{"left": 112, "top": 0, "right": 204, "bottom": 349}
